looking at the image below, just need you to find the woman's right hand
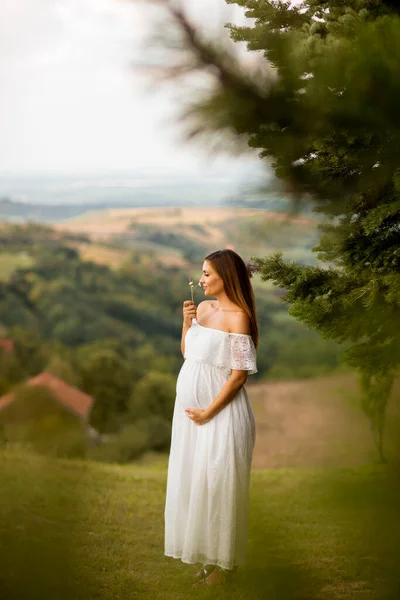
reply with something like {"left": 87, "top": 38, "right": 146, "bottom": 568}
{"left": 183, "top": 300, "right": 197, "bottom": 327}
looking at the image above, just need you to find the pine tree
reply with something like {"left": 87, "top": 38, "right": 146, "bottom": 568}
{"left": 158, "top": 0, "right": 400, "bottom": 461}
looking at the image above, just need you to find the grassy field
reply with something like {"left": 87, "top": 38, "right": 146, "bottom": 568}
{"left": 1, "top": 451, "right": 399, "bottom": 600}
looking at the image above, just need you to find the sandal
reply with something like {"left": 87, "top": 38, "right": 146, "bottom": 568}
{"left": 193, "top": 566, "right": 230, "bottom": 588}
{"left": 194, "top": 564, "right": 216, "bottom": 580}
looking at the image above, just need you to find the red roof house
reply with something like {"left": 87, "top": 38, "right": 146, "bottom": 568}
{"left": 0, "top": 339, "right": 14, "bottom": 353}
{"left": 0, "top": 372, "right": 94, "bottom": 421}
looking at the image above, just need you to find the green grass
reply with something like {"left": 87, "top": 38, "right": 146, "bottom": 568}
{"left": 0, "top": 451, "right": 399, "bottom": 600}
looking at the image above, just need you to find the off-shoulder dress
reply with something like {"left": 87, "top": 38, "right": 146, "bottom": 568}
{"left": 164, "top": 317, "right": 257, "bottom": 571}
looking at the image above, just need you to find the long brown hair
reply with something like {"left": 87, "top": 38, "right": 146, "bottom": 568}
{"left": 205, "top": 249, "right": 259, "bottom": 348}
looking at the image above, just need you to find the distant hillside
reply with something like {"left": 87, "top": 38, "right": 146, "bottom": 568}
{"left": 0, "top": 171, "right": 309, "bottom": 222}
{"left": 0, "top": 224, "right": 183, "bottom": 349}
{"left": 0, "top": 172, "right": 269, "bottom": 222}
{"left": 0, "top": 195, "right": 295, "bottom": 223}
{"left": 54, "top": 206, "right": 320, "bottom": 268}
{"left": 0, "top": 198, "right": 92, "bottom": 222}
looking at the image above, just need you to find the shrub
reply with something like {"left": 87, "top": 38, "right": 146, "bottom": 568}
{"left": 129, "top": 371, "right": 176, "bottom": 422}
{"left": 88, "top": 422, "right": 150, "bottom": 463}
{"left": 146, "top": 415, "right": 172, "bottom": 452}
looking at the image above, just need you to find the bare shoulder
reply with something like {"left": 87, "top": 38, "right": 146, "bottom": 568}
{"left": 228, "top": 311, "right": 251, "bottom": 335}
{"left": 197, "top": 300, "right": 214, "bottom": 319}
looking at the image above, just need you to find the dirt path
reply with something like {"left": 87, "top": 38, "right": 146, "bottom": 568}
{"left": 248, "top": 373, "right": 396, "bottom": 468}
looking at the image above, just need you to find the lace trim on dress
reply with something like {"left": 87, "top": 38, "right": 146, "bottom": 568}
{"left": 184, "top": 320, "right": 258, "bottom": 375}
{"left": 229, "top": 334, "right": 257, "bottom": 374}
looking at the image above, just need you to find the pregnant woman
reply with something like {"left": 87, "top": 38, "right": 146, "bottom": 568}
{"left": 164, "top": 249, "right": 258, "bottom": 587}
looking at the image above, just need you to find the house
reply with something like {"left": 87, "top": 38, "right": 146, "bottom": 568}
{"left": 0, "top": 338, "right": 14, "bottom": 353}
{"left": 0, "top": 372, "right": 94, "bottom": 422}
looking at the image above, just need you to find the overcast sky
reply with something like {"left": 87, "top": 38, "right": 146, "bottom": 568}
{"left": 0, "top": 0, "right": 259, "bottom": 178}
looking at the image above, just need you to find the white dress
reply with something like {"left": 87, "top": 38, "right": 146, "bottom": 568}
{"left": 164, "top": 317, "right": 257, "bottom": 571}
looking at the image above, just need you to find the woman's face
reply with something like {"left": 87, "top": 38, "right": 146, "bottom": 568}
{"left": 199, "top": 260, "right": 224, "bottom": 297}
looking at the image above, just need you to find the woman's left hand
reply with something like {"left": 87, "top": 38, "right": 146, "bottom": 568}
{"left": 185, "top": 408, "right": 211, "bottom": 426}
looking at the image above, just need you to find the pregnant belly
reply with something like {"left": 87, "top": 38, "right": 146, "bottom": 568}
{"left": 176, "top": 359, "right": 228, "bottom": 411}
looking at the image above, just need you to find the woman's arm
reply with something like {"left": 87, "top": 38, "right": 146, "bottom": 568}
{"left": 181, "top": 299, "right": 208, "bottom": 357}
{"left": 181, "top": 300, "right": 211, "bottom": 357}
{"left": 181, "top": 322, "right": 190, "bottom": 358}
{"left": 206, "top": 370, "right": 247, "bottom": 418}
{"left": 185, "top": 370, "right": 247, "bottom": 424}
